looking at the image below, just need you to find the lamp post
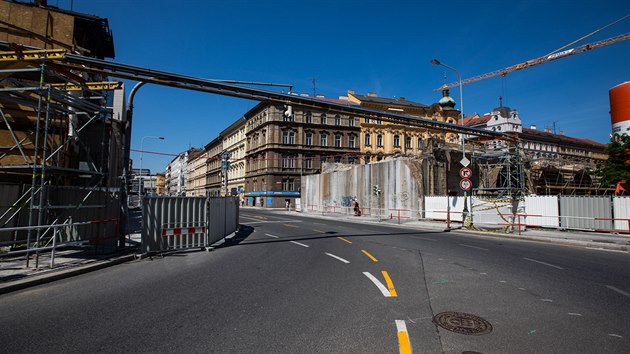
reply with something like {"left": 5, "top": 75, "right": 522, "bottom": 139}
{"left": 139, "top": 136, "right": 165, "bottom": 196}
{"left": 431, "top": 59, "right": 469, "bottom": 223}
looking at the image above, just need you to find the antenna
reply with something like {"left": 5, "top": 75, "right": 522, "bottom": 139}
{"left": 311, "top": 77, "right": 317, "bottom": 96}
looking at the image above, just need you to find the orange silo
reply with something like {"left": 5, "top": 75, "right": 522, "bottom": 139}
{"left": 610, "top": 81, "right": 630, "bottom": 140}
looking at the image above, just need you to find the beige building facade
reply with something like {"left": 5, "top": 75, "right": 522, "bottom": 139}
{"left": 221, "top": 119, "right": 247, "bottom": 197}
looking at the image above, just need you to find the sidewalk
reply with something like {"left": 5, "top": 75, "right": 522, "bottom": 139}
{"left": 2, "top": 209, "right": 628, "bottom": 295}
{"left": 0, "top": 234, "right": 141, "bottom": 295}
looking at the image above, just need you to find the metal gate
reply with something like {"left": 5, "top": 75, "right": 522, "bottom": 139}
{"left": 141, "top": 196, "right": 239, "bottom": 253}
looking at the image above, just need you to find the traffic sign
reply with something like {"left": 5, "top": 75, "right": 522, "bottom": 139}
{"left": 459, "top": 178, "right": 472, "bottom": 191}
{"left": 460, "top": 156, "right": 470, "bottom": 167}
{"left": 459, "top": 167, "right": 472, "bottom": 179}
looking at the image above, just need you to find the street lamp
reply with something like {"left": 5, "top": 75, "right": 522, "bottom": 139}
{"left": 431, "top": 59, "right": 469, "bottom": 223}
{"left": 139, "top": 136, "right": 165, "bottom": 196}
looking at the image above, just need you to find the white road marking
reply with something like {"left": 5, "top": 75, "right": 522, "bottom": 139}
{"left": 523, "top": 257, "right": 564, "bottom": 270}
{"left": 459, "top": 244, "right": 489, "bottom": 251}
{"left": 541, "top": 299, "right": 554, "bottom": 302}
{"left": 518, "top": 288, "right": 526, "bottom": 291}
{"left": 239, "top": 215, "right": 262, "bottom": 220}
{"left": 240, "top": 220, "right": 303, "bottom": 225}
{"left": 290, "top": 241, "right": 310, "bottom": 248}
{"left": 480, "top": 272, "right": 488, "bottom": 275}
{"left": 363, "top": 272, "right": 393, "bottom": 297}
{"left": 312, "top": 222, "right": 326, "bottom": 225}
{"left": 568, "top": 313, "right": 583, "bottom": 316}
{"left": 608, "top": 334, "right": 623, "bottom": 338}
{"left": 585, "top": 247, "right": 627, "bottom": 253}
{"left": 325, "top": 252, "right": 350, "bottom": 264}
{"left": 606, "top": 285, "right": 630, "bottom": 298}
{"left": 499, "top": 280, "right": 507, "bottom": 283}
{"left": 265, "top": 234, "right": 279, "bottom": 238}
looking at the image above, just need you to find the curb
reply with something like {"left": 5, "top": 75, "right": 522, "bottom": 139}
{"left": 0, "top": 253, "right": 137, "bottom": 295}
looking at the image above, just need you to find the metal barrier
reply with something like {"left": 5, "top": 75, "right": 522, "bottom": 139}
{"left": 141, "top": 196, "right": 239, "bottom": 253}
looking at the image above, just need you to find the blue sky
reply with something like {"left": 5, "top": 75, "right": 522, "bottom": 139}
{"left": 58, "top": 0, "right": 630, "bottom": 173}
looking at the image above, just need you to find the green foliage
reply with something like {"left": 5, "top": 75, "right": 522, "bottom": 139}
{"left": 598, "top": 136, "right": 630, "bottom": 186}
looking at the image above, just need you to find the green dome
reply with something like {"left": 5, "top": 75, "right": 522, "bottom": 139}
{"left": 438, "top": 87, "right": 456, "bottom": 109}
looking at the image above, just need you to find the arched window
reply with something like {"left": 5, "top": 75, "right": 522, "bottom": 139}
{"left": 321, "top": 113, "right": 327, "bottom": 125}
{"left": 393, "top": 135, "right": 400, "bottom": 147}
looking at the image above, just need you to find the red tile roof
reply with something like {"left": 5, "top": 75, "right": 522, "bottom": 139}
{"left": 460, "top": 114, "right": 491, "bottom": 127}
{"left": 521, "top": 128, "right": 606, "bottom": 148}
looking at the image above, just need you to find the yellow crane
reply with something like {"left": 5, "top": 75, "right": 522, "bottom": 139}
{"left": 438, "top": 31, "right": 630, "bottom": 90}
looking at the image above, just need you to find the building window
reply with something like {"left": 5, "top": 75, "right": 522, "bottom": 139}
{"left": 321, "top": 113, "right": 327, "bottom": 125}
{"left": 305, "top": 132, "right": 313, "bottom": 146}
{"left": 365, "top": 117, "right": 370, "bottom": 124}
{"left": 304, "top": 158, "right": 312, "bottom": 169}
{"left": 365, "top": 134, "right": 371, "bottom": 146}
{"left": 320, "top": 156, "right": 327, "bottom": 164}
{"left": 282, "top": 130, "right": 295, "bottom": 145}
{"left": 377, "top": 134, "right": 383, "bottom": 147}
{"left": 349, "top": 135, "right": 356, "bottom": 148}
{"left": 334, "top": 156, "right": 342, "bottom": 163}
{"left": 320, "top": 133, "right": 328, "bottom": 146}
{"left": 393, "top": 135, "right": 400, "bottom": 147}
{"left": 335, "top": 134, "right": 342, "bottom": 147}
{"left": 348, "top": 157, "right": 356, "bottom": 164}
{"left": 281, "top": 155, "right": 295, "bottom": 168}
{"left": 305, "top": 111, "right": 312, "bottom": 124}
{"left": 348, "top": 116, "right": 355, "bottom": 126}
{"left": 405, "top": 136, "right": 412, "bottom": 149}
{"left": 418, "top": 137, "right": 422, "bottom": 148}
{"left": 376, "top": 117, "right": 382, "bottom": 124}
{"left": 282, "top": 178, "right": 295, "bottom": 191}
{"left": 335, "top": 114, "right": 341, "bottom": 126}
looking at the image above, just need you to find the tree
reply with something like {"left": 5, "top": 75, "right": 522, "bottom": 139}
{"left": 598, "top": 136, "right": 630, "bottom": 188}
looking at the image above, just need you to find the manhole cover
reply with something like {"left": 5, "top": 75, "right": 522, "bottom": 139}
{"left": 433, "top": 312, "right": 493, "bottom": 335}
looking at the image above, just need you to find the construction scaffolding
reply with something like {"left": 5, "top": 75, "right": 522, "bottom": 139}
{"left": 0, "top": 49, "right": 125, "bottom": 267}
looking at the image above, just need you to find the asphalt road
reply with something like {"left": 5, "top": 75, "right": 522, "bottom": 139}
{"left": 1, "top": 208, "right": 629, "bottom": 353}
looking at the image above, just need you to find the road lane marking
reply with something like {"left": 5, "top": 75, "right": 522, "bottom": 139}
{"left": 313, "top": 229, "right": 326, "bottom": 233}
{"left": 325, "top": 252, "right": 350, "bottom": 264}
{"left": 395, "top": 320, "right": 412, "bottom": 354}
{"left": 361, "top": 250, "right": 379, "bottom": 262}
{"left": 363, "top": 272, "right": 393, "bottom": 297}
{"left": 337, "top": 237, "right": 353, "bottom": 244}
{"left": 541, "top": 299, "right": 554, "bottom": 302}
{"left": 606, "top": 285, "right": 630, "bottom": 298}
{"left": 568, "top": 313, "right": 583, "bottom": 316}
{"left": 459, "top": 244, "right": 489, "bottom": 251}
{"left": 382, "top": 271, "right": 398, "bottom": 297}
{"left": 265, "top": 234, "right": 279, "bottom": 238}
{"left": 313, "top": 222, "right": 326, "bottom": 225}
{"left": 608, "top": 334, "right": 623, "bottom": 338}
{"left": 241, "top": 220, "right": 302, "bottom": 225}
{"left": 290, "top": 241, "right": 309, "bottom": 248}
{"left": 283, "top": 223, "right": 299, "bottom": 228}
{"left": 523, "top": 257, "right": 564, "bottom": 270}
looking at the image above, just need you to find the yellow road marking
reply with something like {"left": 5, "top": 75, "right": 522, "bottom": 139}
{"left": 382, "top": 271, "right": 398, "bottom": 297}
{"left": 361, "top": 249, "right": 379, "bottom": 262}
{"left": 397, "top": 325, "right": 411, "bottom": 354}
{"left": 283, "top": 223, "right": 298, "bottom": 228}
{"left": 337, "top": 237, "right": 352, "bottom": 244}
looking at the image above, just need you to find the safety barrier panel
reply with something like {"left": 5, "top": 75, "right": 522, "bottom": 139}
{"left": 141, "top": 196, "right": 239, "bottom": 253}
{"left": 559, "top": 196, "right": 612, "bottom": 230}
{"left": 612, "top": 197, "right": 630, "bottom": 231}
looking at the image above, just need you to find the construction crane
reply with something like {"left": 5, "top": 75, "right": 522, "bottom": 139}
{"left": 438, "top": 31, "right": 630, "bottom": 89}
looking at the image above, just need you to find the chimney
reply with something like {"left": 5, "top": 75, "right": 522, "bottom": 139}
{"left": 399, "top": 97, "right": 406, "bottom": 101}
{"left": 544, "top": 128, "right": 552, "bottom": 133}
{"left": 367, "top": 92, "right": 378, "bottom": 97}
{"left": 559, "top": 130, "right": 565, "bottom": 136}
{"left": 530, "top": 124, "right": 537, "bottom": 130}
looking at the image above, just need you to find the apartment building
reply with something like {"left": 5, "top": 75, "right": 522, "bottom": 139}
{"left": 221, "top": 118, "right": 247, "bottom": 197}
{"left": 205, "top": 137, "right": 224, "bottom": 196}
{"left": 186, "top": 149, "right": 208, "bottom": 196}
{"left": 244, "top": 100, "right": 361, "bottom": 207}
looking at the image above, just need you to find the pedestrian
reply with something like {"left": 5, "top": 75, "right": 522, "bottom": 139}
{"left": 353, "top": 199, "right": 358, "bottom": 216}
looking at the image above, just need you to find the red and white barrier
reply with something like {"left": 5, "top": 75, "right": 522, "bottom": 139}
{"left": 161, "top": 227, "right": 206, "bottom": 236}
